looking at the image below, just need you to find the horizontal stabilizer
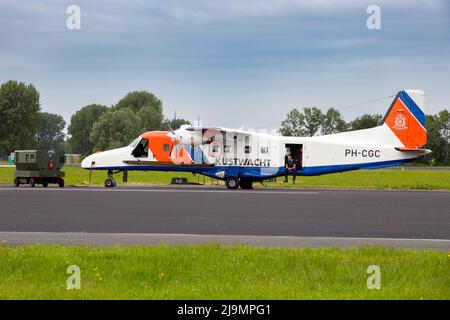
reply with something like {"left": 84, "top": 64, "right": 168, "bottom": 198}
{"left": 394, "top": 147, "right": 431, "bottom": 154}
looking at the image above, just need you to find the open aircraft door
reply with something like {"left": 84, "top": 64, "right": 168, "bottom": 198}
{"left": 285, "top": 143, "right": 303, "bottom": 170}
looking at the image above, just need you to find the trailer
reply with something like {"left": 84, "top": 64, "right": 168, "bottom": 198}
{"left": 13, "top": 150, "right": 65, "bottom": 187}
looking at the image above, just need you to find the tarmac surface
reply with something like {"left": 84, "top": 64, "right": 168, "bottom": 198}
{"left": 0, "top": 186, "right": 449, "bottom": 249}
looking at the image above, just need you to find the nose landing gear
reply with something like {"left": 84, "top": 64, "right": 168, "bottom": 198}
{"left": 105, "top": 170, "right": 117, "bottom": 188}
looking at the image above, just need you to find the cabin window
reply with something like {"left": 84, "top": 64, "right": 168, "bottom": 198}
{"left": 244, "top": 146, "right": 251, "bottom": 154}
{"left": 131, "top": 139, "right": 149, "bottom": 158}
{"left": 30, "top": 154, "right": 35, "bottom": 160}
{"left": 211, "top": 144, "right": 220, "bottom": 153}
{"left": 223, "top": 145, "right": 231, "bottom": 153}
{"left": 209, "top": 141, "right": 222, "bottom": 157}
{"left": 260, "top": 147, "right": 269, "bottom": 154}
{"left": 163, "top": 143, "right": 170, "bottom": 152}
{"left": 25, "top": 154, "right": 29, "bottom": 161}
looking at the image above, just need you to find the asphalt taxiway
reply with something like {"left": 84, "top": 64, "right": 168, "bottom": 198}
{"left": 0, "top": 186, "right": 448, "bottom": 249}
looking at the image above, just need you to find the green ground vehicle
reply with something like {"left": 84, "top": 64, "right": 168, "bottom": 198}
{"left": 13, "top": 150, "right": 65, "bottom": 187}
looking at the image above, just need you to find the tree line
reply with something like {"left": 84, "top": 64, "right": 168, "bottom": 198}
{"left": 279, "top": 106, "right": 449, "bottom": 164}
{"left": 0, "top": 80, "right": 449, "bottom": 164}
{"left": 0, "top": 80, "right": 189, "bottom": 158}
{"left": 67, "top": 91, "right": 189, "bottom": 155}
{"left": 279, "top": 107, "right": 383, "bottom": 137}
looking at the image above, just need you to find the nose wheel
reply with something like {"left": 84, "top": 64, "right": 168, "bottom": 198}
{"left": 105, "top": 178, "right": 116, "bottom": 188}
{"left": 105, "top": 170, "right": 117, "bottom": 188}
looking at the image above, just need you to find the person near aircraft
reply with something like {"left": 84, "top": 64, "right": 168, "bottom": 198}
{"left": 284, "top": 153, "right": 297, "bottom": 184}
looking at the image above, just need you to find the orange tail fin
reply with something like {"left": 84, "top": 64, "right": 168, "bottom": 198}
{"left": 382, "top": 90, "right": 426, "bottom": 148}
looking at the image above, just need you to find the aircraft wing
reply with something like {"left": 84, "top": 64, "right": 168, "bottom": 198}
{"left": 183, "top": 126, "right": 254, "bottom": 136}
{"left": 123, "top": 160, "right": 214, "bottom": 167}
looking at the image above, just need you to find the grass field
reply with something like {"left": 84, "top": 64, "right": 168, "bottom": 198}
{"left": 1, "top": 166, "right": 449, "bottom": 190}
{"left": 0, "top": 245, "right": 448, "bottom": 299}
{"left": 262, "top": 169, "right": 450, "bottom": 190}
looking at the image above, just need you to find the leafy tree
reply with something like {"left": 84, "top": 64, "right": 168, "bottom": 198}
{"left": 138, "top": 105, "right": 164, "bottom": 131}
{"left": 322, "top": 108, "right": 347, "bottom": 135}
{"left": 115, "top": 91, "right": 162, "bottom": 112}
{"left": 90, "top": 108, "right": 141, "bottom": 151}
{"left": 280, "top": 107, "right": 342, "bottom": 137}
{"left": 67, "top": 104, "right": 109, "bottom": 155}
{"left": 279, "top": 108, "right": 306, "bottom": 136}
{"left": 36, "top": 112, "right": 66, "bottom": 150}
{"left": 115, "top": 91, "right": 163, "bottom": 131}
{"left": 303, "top": 107, "right": 324, "bottom": 137}
{"left": 161, "top": 118, "right": 191, "bottom": 131}
{"left": 0, "top": 80, "right": 40, "bottom": 158}
{"left": 424, "top": 115, "right": 444, "bottom": 164}
{"left": 436, "top": 109, "right": 450, "bottom": 162}
{"left": 349, "top": 114, "right": 382, "bottom": 130}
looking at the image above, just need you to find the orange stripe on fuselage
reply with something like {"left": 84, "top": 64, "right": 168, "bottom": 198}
{"left": 384, "top": 98, "right": 427, "bottom": 147}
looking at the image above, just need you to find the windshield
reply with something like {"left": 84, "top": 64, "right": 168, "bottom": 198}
{"left": 129, "top": 136, "right": 141, "bottom": 148}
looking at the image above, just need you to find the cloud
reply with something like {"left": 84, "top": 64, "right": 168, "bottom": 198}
{"left": 0, "top": 0, "right": 448, "bottom": 127}
{"left": 139, "top": 0, "right": 446, "bottom": 22}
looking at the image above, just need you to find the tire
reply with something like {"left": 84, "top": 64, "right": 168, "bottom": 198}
{"left": 239, "top": 180, "right": 253, "bottom": 189}
{"left": 225, "top": 177, "right": 240, "bottom": 190}
{"left": 14, "top": 178, "right": 20, "bottom": 187}
{"left": 29, "top": 178, "right": 36, "bottom": 187}
{"left": 42, "top": 182, "right": 48, "bottom": 188}
{"left": 105, "top": 178, "right": 115, "bottom": 188}
{"left": 58, "top": 178, "right": 64, "bottom": 188}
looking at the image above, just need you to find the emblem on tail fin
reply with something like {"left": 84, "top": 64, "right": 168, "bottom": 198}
{"left": 392, "top": 113, "right": 408, "bottom": 130}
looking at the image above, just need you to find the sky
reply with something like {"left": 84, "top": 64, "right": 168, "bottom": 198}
{"left": 0, "top": 0, "right": 449, "bottom": 131}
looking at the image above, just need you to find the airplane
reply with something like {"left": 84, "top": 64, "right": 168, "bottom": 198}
{"left": 81, "top": 89, "right": 431, "bottom": 189}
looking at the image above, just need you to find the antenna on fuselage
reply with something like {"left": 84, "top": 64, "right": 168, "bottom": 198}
{"left": 167, "top": 109, "right": 176, "bottom": 135}
{"left": 173, "top": 110, "right": 177, "bottom": 129}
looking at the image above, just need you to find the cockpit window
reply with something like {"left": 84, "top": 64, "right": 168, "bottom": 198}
{"left": 131, "top": 139, "right": 149, "bottom": 158}
{"left": 129, "top": 136, "right": 141, "bottom": 148}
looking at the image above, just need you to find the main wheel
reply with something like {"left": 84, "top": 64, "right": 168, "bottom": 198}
{"left": 14, "top": 177, "right": 20, "bottom": 187}
{"left": 225, "top": 177, "right": 240, "bottom": 190}
{"left": 29, "top": 178, "right": 36, "bottom": 187}
{"left": 105, "top": 178, "right": 116, "bottom": 188}
{"left": 239, "top": 180, "right": 253, "bottom": 189}
{"left": 58, "top": 178, "right": 64, "bottom": 188}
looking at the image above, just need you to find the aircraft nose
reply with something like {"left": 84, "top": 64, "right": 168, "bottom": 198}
{"left": 81, "top": 154, "right": 95, "bottom": 169}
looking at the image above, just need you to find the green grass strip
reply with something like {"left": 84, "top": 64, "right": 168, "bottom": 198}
{"left": 1, "top": 167, "right": 449, "bottom": 190}
{"left": 0, "top": 245, "right": 448, "bottom": 299}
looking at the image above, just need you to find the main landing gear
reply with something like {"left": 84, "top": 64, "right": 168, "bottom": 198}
{"left": 239, "top": 179, "right": 253, "bottom": 190}
{"left": 225, "top": 177, "right": 253, "bottom": 190}
{"left": 104, "top": 170, "right": 117, "bottom": 188}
